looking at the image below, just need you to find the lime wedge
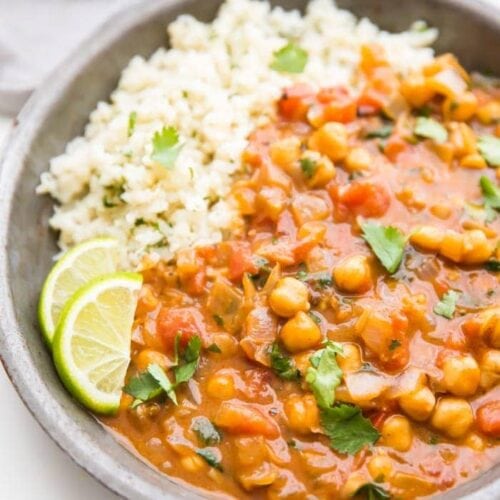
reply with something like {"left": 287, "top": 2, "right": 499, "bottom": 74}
{"left": 52, "top": 272, "right": 142, "bottom": 415}
{"left": 38, "top": 238, "right": 120, "bottom": 346}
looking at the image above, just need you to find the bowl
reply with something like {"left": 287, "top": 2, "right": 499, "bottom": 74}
{"left": 0, "top": 1, "right": 499, "bottom": 498}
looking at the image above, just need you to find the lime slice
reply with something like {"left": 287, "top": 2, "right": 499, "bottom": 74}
{"left": 52, "top": 272, "right": 142, "bottom": 415}
{"left": 38, "top": 238, "right": 121, "bottom": 346}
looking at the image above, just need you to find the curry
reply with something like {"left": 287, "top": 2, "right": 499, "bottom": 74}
{"left": 103, "top": 46, "right": 500, "bottom": 499}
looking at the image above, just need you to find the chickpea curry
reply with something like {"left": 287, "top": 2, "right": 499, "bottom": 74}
{"left": 103, "top": 46, "right": 500, "bottom": 499}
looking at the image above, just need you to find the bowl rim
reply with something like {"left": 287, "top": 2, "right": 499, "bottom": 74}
{"left": 0, "top": 0, "right": 499, "bottom": 499}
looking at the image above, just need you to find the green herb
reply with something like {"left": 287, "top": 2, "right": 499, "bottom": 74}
{"left": 317, "top": 275, "right": 333, "bottom": 288}
{"left": 388, "top": 339, "right": 401, "bottom": 351}
{"left": 309, "top": 311, "right": 322, "bottom": 324}
{"left": 480, "top": 176, "right": 500, "bottom": 218}
{"left": 464, "top": 202, "right": 495, "bottom": 224}
{"left": 412, "top": 20, "right": 430, "bottom": 33}
{"left": 485, "top": 259, "right": 500, "bottom": 271}
{"left": 365, "top": 124, "right": 393, "bottom": 139}
{"left": 429, "top": 434, "right": 439, "bottom": 445}
{"left": 123, "top": 371, "right": 163, "bottom": 403}
{"left": 174, "top": 336, "right": 202, "bottom": 384}
{"left": 151, "top": 126, "right": 182, "bottom": 168}
{"left": 352, "top": 482, "right": 391, "bottom": 500}
{"left": 415, "top": 105, "right": 432, "bottom": 117}
{"left": 296, "top": 270, "right": 308, "bottom": 281}
{"left": 414, "top": 117, "right": 448, "bottom": 143}
{"left": 320, "top": 403, "right": 380, "bottom": 455}
{"left": 196, "top": 448, "right": 223, "bottom": 471}
{"left": 213, "top": 314, "right": 224, "bottom": 327}
{"left": 434, "top": 290, "right": 460, "bottom": 319}
{"left": 134, "top": 218, "right": 146, "bottom": 226}
{"left": 478, "top": 135, "right": 500, "bottom": 167}
{"left": 207, "top": 343, "right": 222, "bottom": 353}
{"left": 127, "top": 111, "right": 137, "bottom": 137}
{"left": 191, "top": 417, "right": 222, "bottom": 446}
{"left": 300, "top": 157, "right": 317, "bottom": 178}
{"left": 147, "top": 364, "right": 177, "bottom": 404}
{"left": 306, "top": 341, "right": 343, "bottom": 409}
{"left": 103, "top": 179, "right": 126, "bottom": 208}
{"left": 270, "top": 42, "right": 308, "bottom": 73}
{"left": 269, "top": 342, "right": 300, "bottom": 381}
{"left": 361, "top": 222, "right": 405, "bottom": 274}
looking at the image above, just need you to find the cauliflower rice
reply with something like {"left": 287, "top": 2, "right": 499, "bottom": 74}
{"left": 37, "top": 0, "right": 438, "bottom": 267}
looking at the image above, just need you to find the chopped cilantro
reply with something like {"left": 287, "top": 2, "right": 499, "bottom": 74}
{"left": 434, "top": 290, "right": 460, "bottom": 319}
{"left": 353, "top": 482, "right": 391, "bottom": 500}
{"left": 213, "top": 314, "right": 224, "bottom": 327}
{"left": 127, "top": 111, "right": 137, "bottom": 137}
{"left": 147, "top": 364, "right": 177, "bottom": 405}
{"left": 296, "top": 269, "right": 308, "bottom": 281}
{"left": 306, "top": 341, "right": 343, "bottom": 409}
{"left": 320, "top": 403, "right": 380, "bottom": 455}
{"left": 123, "top": 371, "right": 163, "bottom": 404}
{"left": 207, "top": 343, "right": 222, "bottom": 353}
{"left": 317, "top": 275, "right": 333, "bottom": 288}
{"left": 269, "top": 342, "right": 300, "bottom": 381}
{"left": 388, "top": 339, "right": 401, "bottom": 351}
{"left": 485, "top": 259, "right": 500, "bottom": 272}
{"left": 365, "top": 124, "right": 393, "bottom": 139}
{"left": 191, "top": 417, "right": 222, "bottom": 446}
{"left": 151, "top": 126, "right": 182, "bottom": 168}
{"left": 308, "top": 311, "right": 322, "bottom": 324}
{"left": 429, "top": 434, "right": 440, "bottom": 445}
{"left": 102, "top": 179, "right": 126, "bottom": 208}
{"left": 478, "top": 135, "right": 500, "bottom": 167}
{"left": 174, "top": 336, "right": 202, "bottom": 384}
{"left": 300, "top": 157, "right": 317, "bottom": 178}
{"left": 414, "top": 117, "right": 448, "bottom": 143}
{"left": 196, "top": 448, "right": 223, "bottom": 471}
{"left": 270, "top": 42, "right": 308, "bottom": 73}
{"left": 480, "top": 176, "right": 500, "bottom": 220}
{"left": 361, "top": 221, "right": 405, "bottom": 274}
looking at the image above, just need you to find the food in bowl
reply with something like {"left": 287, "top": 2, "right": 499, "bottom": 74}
{"left": 36, "top": 0, "right": 499, "bottom": 498}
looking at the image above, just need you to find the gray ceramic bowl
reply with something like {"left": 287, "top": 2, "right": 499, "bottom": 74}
{"left": 0, "top": 1, "right": 499, "bottom": 498}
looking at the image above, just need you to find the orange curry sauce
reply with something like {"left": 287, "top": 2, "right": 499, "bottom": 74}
{"left": 102, "top": 45, "right": 500, "bottom": 499}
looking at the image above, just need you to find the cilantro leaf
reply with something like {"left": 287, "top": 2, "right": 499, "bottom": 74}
{"left": 480, "top": 176, "right": 500, "bottom": 215}
{"left": 353, "top": 482, "right": 391, "bottom": 500}
{"left": 388, "top": 339, "right": 401, "bottom": 351}
{"left": 147, "top": 364, "right": 177, "bottom": 405}
{"left": 191, "top": 417, "right": 222, "bottom": 446}
{"left": 414, "top": 117, "right": 448, "bottom": 143}
{"left": 174, "top": 336, "right": 202, "bottom": 384}
{"left": 196, "top": 448, "right": 223, "bottom": 471}
{"left": 306, "top": 341, "right": 343, "bottom": 408}
{"left": 365, "top": 124, "right": 393, "bottom": 139}
{"left": 270, "top": 43, "right": 308, "bottom": 73}
{"left": 127, "top": 111, "right": 137, "bottom": 137}
{"left": 123, "top": 371, "right": 163, "bottom": 403}
{"left": 478, "top": 135, "right": 500, "bottom": 167}
{"left": 320, "top": 403, "right": 380, "bottom": 455}
{"left": 300, "top": 158, "right": 317, "bottom": 178}
{"left": 270, "top": 342, "right": 300, "bottom": 381}
{"left": 207, "top": 343, "right": 222, "bottom": 353}
{"left": 434, "top": 290, "right": 460, "bottom": 319}
{"left": 361, "top": 222, "right": 405, "bottom": 274}
{"left": 485, "top": 259, "right": 500, "bottom": 272}
{"left": 151, "top": 126, "right": 182, "bottom": 168}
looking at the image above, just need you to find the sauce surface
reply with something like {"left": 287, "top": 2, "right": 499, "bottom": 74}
{"left": 102, "top": 46, "right": 500, "bottom": 499}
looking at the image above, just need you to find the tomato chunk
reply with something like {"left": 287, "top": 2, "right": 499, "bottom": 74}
{"left": 337, "top": 181, "right": 391, "bottom": 218}
{"left": 214, "top": 401, "right": 280, "bottom": 438}
{"left": 156, "top": 306, "right": 207, "bottom": 351}
{"left": 227, "top": 241, "right": 258, "bottom": 281}
{"left": 278, "top": 83, "right": 315, "bottom": 121}
{"left": 477, "top": 400, "right": 500, "bottom": 438}
{"left": 317, "top": 86, "right": 357, "bottom": 123}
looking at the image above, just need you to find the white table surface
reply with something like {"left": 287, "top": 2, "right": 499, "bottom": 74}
{"left": 1, "top": 1, "right": 499, "bottom": 499}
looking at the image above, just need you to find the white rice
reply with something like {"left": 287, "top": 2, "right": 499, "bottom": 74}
{"left": 37, "top": 0, "right": 438, "bottom": 267}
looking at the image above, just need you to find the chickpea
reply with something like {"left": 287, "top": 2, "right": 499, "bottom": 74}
{"left": 341, "top": 472, "right": 371, "bottom": 499}
{"left": 210, "top": 333, "right": 239, "bottom": 358}
{"left": 430, "top": 203, "right": 452, "bottom": 220}
{"left": 400, "top": 74, "right": 435, "bottom": 107}
{"left": 464, "top": 432, "right": 486, "bottom": 452}
{"left": 478, "top": 308, "right": 500, "bottom": 348}
{"left": 269, "top": 277, "right": 310, "bottom": 318}
{"left": 135, "top": 349, "right": 171, "bottom": 372}
{"left": 333, "top": 255, "right": 372, "bottom": 293}
{"left": 367, "top": 454, "right": 393, "bottom": 481}
{"left": 442, "top": 92, "right": 478, "bottom": 121}
{"left": 308, "top": 122, "right": 348, "bottom": 162}
{"left": 284, "top": 394, "right": 320, "bottom": 433}
{"left": 337, "top": 343, "right": 362, "bottom": 373}
{"left": 449, "top": 122, "right": 476, "bottom": 158}
{"left": 460, "top": 153, "right": 487, "bottom": 169}
{"left": 476, "top": 101, "right": 500, "bottom": 125}
{"left": 280, "top": 311, "right": 323, "bottom": 353}
{"left": 410, "top": 226, "right": 443, "bottom": 252}
{"left": 431, "top": 397, "right": 474, "bottom": 438}
{"left": 270, "top": 136, "right": 301, "bottom": 170}
{"left": 381, "top": 415, "right": 413, "bottom": 452}
{"left": 440, "top": 230, "right": 464, "bottom": 262}
{"left": 461, "top": 230, "right": 495, "bottom": 264}
{"left": 399, "top": 386, "right": 436, "bottom": 422}
{"left": 206, "top": 371, "right": 236, "bottom": 399}
{"left": 344, "top": 147, "right": 371, "bottom": 172}
{"left": 306, "top": 154, "right": 336, "bottom": 188}
{"left": 479, "top": 349, "right": 500, "bottom": 389}
{"left": 256, "top": 186, "right": 287, "bottom": 221}
{"left": 442, "top": 354, "right": 480, "bottom": 396}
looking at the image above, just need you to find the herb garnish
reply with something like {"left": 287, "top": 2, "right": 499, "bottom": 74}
{"left": 269, "top": 342, "right": 300, "bottom": 381}
{"left": 270, "top": 42, "right": 308, "bottom": 73}
{"left": 191, "top": 416, "right": 222, "bottom": 446}
{"left": 352, "top": 482, "right": 391, "bottom": 500}
{"left": 480, "top": 176, "right": 500, "bottom": 220}
{"left": 389, "top": 339, "right": 401, "bottom": 351}
{"left": 127, "top": 111, "right": 137, "bottom": 137}
{"left": 414, "top": 117, "right": 448, "bottom": 143}
{"left": 361, "top": 222, "right": 405, "bottom": 274}
{"left": 196, "top": 448, "right": 223, "bottom": 471}
{"left": 365, "top": 124, "right": 393, "bottom": 139}
{"left": 485, "top": 259, "right": 500, "bottom": 272}
{"left": 151, "top": 126, "right": 182, "bottom": 168}
{"left": 300, "top": 157, "right": 317, "bottom": 178}
{"left": 434, "top": 290, "right": 460, "bottom": 319}
{"left": 478, "top": 135, "right": 500, "bottom": 167}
